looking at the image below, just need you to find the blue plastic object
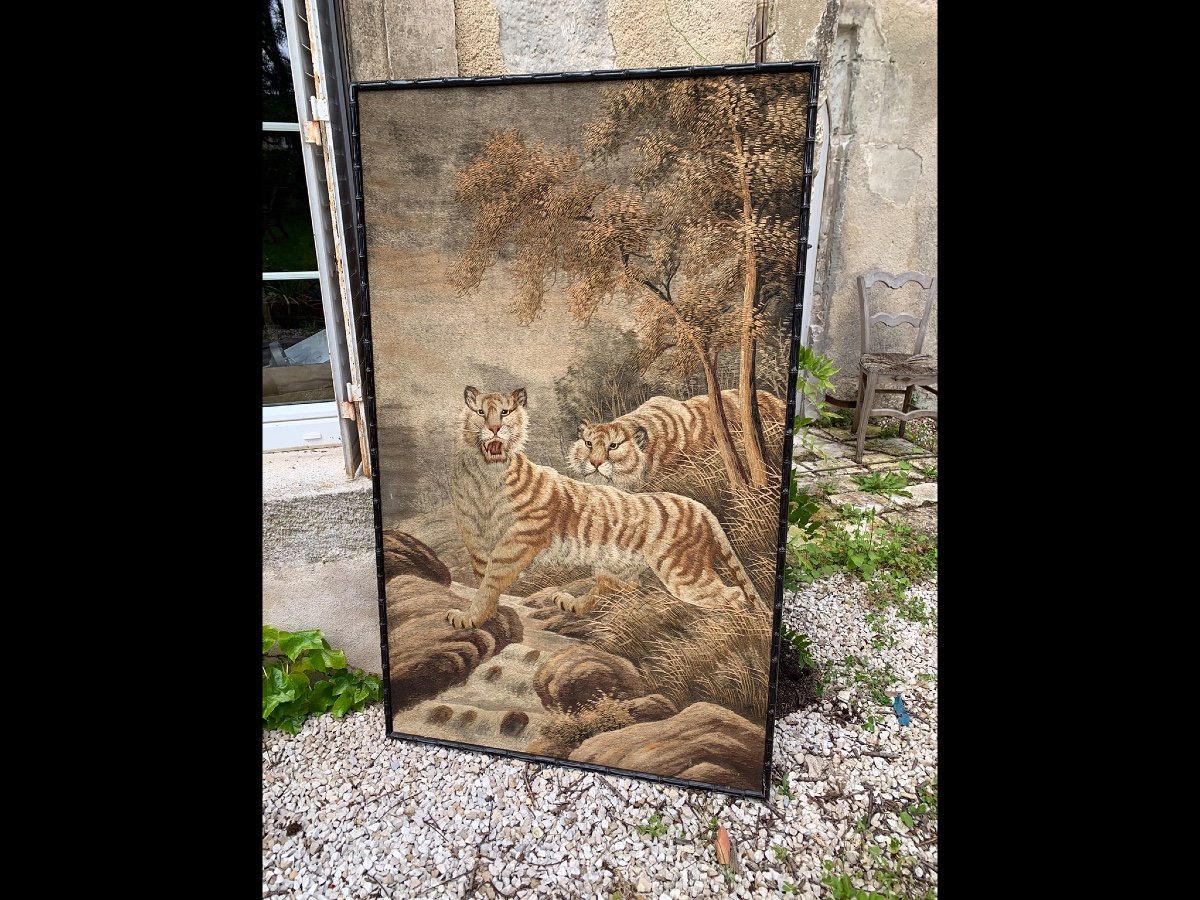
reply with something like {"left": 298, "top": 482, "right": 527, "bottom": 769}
{"left": 892, "top": 695, "right": 911, "bottom": 726}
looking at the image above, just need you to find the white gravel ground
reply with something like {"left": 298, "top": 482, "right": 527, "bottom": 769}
{"left": 263, "top": 575, "right": 938, "bottom": 899}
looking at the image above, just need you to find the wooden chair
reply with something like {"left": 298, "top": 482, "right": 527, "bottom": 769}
{"left": 851, "top": 270, "right": 938, "bottom": 463}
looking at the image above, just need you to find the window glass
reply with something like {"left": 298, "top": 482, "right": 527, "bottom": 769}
{"left": 263, "top": 278, "right": 335, "bottom": 406}
{"left": 262, "top": 0, "right": 332, "bottom": 410}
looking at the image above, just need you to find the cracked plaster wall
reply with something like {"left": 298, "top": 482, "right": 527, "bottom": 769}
{"left": 813, "top": 0, "right": 937, "bottom": 399}
{"left": 300, "top": 1, "right": 934, "bottom": 660}
{"left": 341, "top": 1, "right": 934, "bottom": 399}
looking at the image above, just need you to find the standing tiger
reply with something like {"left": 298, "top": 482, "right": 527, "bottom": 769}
{"left": 567, "top": 389, "right": 787, "bottom": 490}
{"left": 447, "top": 385, "right": 764, "bottom": 629}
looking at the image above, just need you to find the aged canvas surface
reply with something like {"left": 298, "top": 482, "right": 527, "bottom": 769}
{"left": 358, "top": 69, "right": 811, "bottom": 795}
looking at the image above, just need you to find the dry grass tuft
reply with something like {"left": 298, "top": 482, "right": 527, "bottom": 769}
{"left": 539, "top": 696, "right": 636, "bottom": 751}
{"left": 591, "top": 586, "right": 772, "bottom": 720}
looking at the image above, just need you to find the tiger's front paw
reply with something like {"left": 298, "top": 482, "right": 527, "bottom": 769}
{"left": 446, "top": 608, "right": 477, "bottom": 629}
{"left": 553, "top": 591, "right": 593, "bottom": 615}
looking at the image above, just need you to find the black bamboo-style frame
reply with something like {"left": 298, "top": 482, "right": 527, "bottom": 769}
{"left": 349, "top": 60, "right": 820, "bottom": 801}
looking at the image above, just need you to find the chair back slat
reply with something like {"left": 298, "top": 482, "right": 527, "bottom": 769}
{"left": 857, "top": 269, "right": 937, "bottom": 356}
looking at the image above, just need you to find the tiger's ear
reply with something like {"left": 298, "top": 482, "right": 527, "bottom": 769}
{"left": 577, "top": 420, "right": 590, "bottom": 438}
{"left": 511, "top": 387, "right": 527, "bottom": 408}
{"left": 633, "top": 426, "right": 648, "bottom": 450}
{"left": 464, "top": 386, "right": 480, "bottom": 408}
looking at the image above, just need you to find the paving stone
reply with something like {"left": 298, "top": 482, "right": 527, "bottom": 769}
{"left": 865, "top": 437, "right": 928, "bottom": 457}
{"left": 888, "top": 482, "right": 937, "bottom": 508}
{"left": 809, "top": 442, "right": 855, "bottom": 459}
{"left": 856, "top": 452, "right": 894, "bottom": 465}
{"left": 827, "top": 490, "right": 894, "bottom": 513}
{"left": 808, "top": 457, "right": 864, "bottom": 473}
{"left": 885, "top": 504, "right": 938, "bottom": 534}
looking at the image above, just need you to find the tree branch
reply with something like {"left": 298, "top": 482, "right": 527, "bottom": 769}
{"left": 640, "top": 279, "right": 674, "bottom": 308}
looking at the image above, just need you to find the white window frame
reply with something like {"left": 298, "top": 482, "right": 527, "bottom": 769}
{"left": 262, "top": 0, "right": 365, "bottom": 472}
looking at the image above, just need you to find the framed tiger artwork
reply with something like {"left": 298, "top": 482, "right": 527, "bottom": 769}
{"left": 352, "top": 61, "right": 819, "bottom": 799}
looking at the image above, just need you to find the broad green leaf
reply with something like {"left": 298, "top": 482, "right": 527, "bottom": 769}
{"left": 900, "top": 811, "right": 912, "bottom": 827}
{"left": 331, "top": 690, "right": 354, "bottom": 718}
{"left": 309, "top": 679, "right": 335, "bottom": 712}
{"left": 275, "top": 698, "right": 309, "bottom": 719}
{"left": 265, "top": 666, "right": 290, "bottom": 694}
{"left": 319, "top": 648, "right": 347, "bottom": 671}
{"left": 279, "top": 630, "right": 325, "bottom": 661}
{"left": 330, "top": 674, "right": 352, "bottom": 696}
{"left": 286, "top": 672, "right": 309, "bottom": 695}
{"left": 292, "top": 648, "right": 345, "bottom": 676}
{"left": 263, "top": 626, "right": 283, "bottom": 654}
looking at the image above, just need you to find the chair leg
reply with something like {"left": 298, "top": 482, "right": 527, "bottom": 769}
{"left": 851, "top": 371, "right": 866, "bottom": 433}
{"left": 855, "top": 372, "right": 878, "bottom": 464}
{"left": 899, "top": 385, "right": 914, "bottom": 439}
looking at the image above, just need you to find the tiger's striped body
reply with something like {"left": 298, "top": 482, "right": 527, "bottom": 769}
{"left": 567, "top": 389, "right": 787, "bottom": 491}
{"left": 447, "top": 386, "right": 763, "bottom": 629}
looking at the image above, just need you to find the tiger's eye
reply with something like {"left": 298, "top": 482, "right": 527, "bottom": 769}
{"left": 477, "top": 409, "right": 484, "bottom": 415}
{"left": 609, "top": 442, "right": 618, "bottom": 450}
{"left": 501, "top": 410, "right": 509, "bottom": 417}
{"left": 584, "top": 441, "right": 592, "bottom": 448}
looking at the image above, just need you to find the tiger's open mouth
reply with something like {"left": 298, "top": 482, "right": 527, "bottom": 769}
{"left": 482, "top": 440, "right": 506, "bottom": 462}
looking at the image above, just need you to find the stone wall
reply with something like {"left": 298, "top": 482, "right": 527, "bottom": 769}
{"left": 272, "top": 1, "right": 937, "bottom": 672}
{"left": 339, "top": 0, "right": 935, "bottom": 399}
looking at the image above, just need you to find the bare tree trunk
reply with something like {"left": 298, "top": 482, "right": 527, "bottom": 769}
{"left": 737, "top": 258, "right": 769, "bottom": 485}
{"left": 699, "top": 350, "right": 749, "bottom": 489}
{"left": 746, "top": 337, "right": 769, "bottom": 469}
{"left": 639, "top": 283, "right": 750, "bottom": 489}
{"left": 728, "top": 100, "right": 770, "bottom": 486}
{"left": 638, "top": 285, "right": 748, "bottom": 489}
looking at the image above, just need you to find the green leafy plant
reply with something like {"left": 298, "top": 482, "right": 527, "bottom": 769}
{"left": 720, "top": 864, "right": 736, "bottom": 887}
{"left": 781, "top": 627, "right": 816, "bottom": 669}
{"left": 822, "top": 655, "right": 901, "bottom": 730}
{"left": 774, "top": 771, "right": 795, "bottom": 799}
{"left": 794, "top": 346, "right": 842, "bottom": 456}
{"left": 263, "top": 626, "right": 382, "bottom": 734}
{"left": 782, "top": 882, "right": 798, "bottom": 894}
{"left": 789, "top": 507, "right": 937, "bottom": 598}
{"left": 795, "top": 346, "right": 839, "bottom": 428}
{"left": 851, "top": 463, "right": 913, "bottom": 498}
{"left": 636, "top": 811, "right": 668, "bottom": 840}
{"left": 906, "top": 777, "right": 938, "bottom": 823}
{"left": 863, "top": 610, "right": 897, "bottom": 651}
{"left": 822, "top": 857, "right": 934, "bottom": 900}
{"left": 783, "top": 468, "right": 822, "bottom": 591}
{"left": 915, "top": 463, "right": 937, "bottom": 480}
{"left": 773, "top": 845, "right": 790, "bottom": 862}
{"left": 876, "top": 421, "right": 900, "bottom": 440}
